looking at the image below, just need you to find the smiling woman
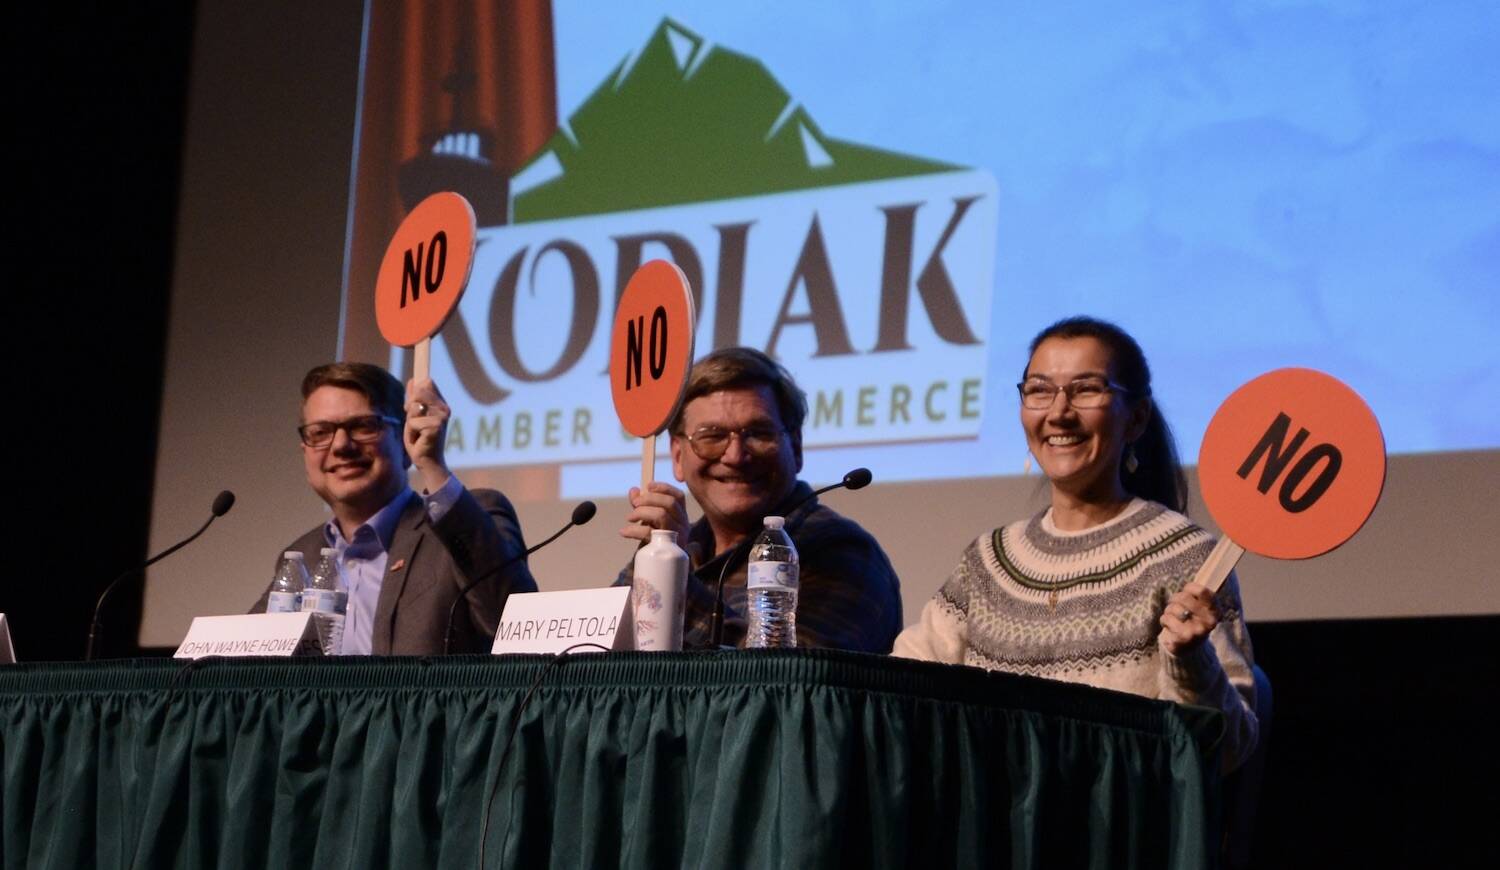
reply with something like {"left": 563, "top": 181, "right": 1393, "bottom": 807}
{"left": 1018, "top": 320, "right": 1186, "bottom": 527}
{"left": 894, "top": 316, "right": 1262, "bottom": 771}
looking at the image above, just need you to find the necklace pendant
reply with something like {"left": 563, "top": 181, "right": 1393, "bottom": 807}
{"left": 1048, "top": 589, "right": 1058, "bottom": 611}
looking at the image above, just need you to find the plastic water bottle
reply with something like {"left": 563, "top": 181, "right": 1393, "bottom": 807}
{"left": 301, "top": 548, "right": 348, "bottom": 654}
{"left": 267, "top": 551, "right": 308, "bottom": 613}
{"left": 746, "top": 516, "right": 798, "bottom": 648}
{"left": 633, "top": 529, "right": 690, "bottom": 651}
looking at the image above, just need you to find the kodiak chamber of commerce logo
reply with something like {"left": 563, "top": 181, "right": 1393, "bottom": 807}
{"left": 393, "top": 18, "right": 998, "bottom": 467}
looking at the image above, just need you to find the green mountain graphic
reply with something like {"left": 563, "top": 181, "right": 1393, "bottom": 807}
{"left": 510, "top": 19, "right": 961, "bottom": 222}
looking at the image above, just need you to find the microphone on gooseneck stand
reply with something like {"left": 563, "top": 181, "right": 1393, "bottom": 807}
{"left": 709, "top": 468, "right": 873, "bottom": 648}
{"left": 442, "top": 500, "right": 597, "bottom": 655}
{"left": 789, "top": 467, "right": 872, "bottom": 515}
{"left": 86, "top": 490, "right": 236, "bottom": 661}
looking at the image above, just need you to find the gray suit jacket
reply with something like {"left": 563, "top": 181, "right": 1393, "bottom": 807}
{"left": 253, "top": 487, "right": 536, "bottom": 654}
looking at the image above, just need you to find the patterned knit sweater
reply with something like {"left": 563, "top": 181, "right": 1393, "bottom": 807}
{"left": 894, "top": 498, "right": 1259, "bottom": 769}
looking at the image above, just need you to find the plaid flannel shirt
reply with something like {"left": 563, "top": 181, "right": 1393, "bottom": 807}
{"left": 615, "top": 481, "right": 902, "bottom": 651}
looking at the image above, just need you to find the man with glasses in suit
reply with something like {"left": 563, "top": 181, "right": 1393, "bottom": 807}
{"left": 252, "top": 362, "right": 535, "bottom": 654}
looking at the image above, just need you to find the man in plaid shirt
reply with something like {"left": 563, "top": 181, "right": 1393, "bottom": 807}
{"left": 615, "top": 348, "right": 902, "bottom": 651}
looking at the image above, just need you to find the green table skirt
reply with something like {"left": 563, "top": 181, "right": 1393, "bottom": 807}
{"left": 1, "top": 650, "right": 1223, "bottom": 868}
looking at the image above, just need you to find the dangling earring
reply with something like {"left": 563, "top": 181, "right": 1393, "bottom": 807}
{"left": 1124, "top": 444, "right": 1139, "bottom": 474}
{"left": 1023, "top": 453, "right": 1033, "bottom": 475}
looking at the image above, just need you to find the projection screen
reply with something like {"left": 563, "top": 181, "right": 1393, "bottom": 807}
{"left": 142, "top": 0, "right": 1500, "bottom": 646}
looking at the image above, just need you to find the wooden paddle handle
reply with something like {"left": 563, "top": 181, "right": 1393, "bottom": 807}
{"left": 413, "top": 338, "right": 431, "bottom": 382}
{"left": 640, "top": 433, "right": 657, "bottom": 492}
{"left": 1192, "top": 535, "right": 1246, "bottom": 593}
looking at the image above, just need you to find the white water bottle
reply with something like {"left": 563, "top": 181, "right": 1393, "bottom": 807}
{"left": 301, "top": 548, "right": 348, "bottom": 654}
{"left": 746, "top": 516, "right": 798, "bottom": 648}
{"left": 267, "top": 552, "right": 308, "bottom": 613}
{"left": 632, "top": 529, "right": 690, "bottom": 651}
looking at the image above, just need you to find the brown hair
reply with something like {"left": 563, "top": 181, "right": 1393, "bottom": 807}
{"left": 301, "top": 362, "right": 406, "bottom": 423}
{"left": 669, "top": 347, "right": 808, "bottom": 437}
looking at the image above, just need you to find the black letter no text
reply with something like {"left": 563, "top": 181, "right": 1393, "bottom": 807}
{"left": 400, "top": 231, "right": 448, "bottom": 308}
{"left": 624, "top": 306, "right": 669, "bottom": 391}
{"left": 1236, "top": 412, "right": 1343, "bottom": 513}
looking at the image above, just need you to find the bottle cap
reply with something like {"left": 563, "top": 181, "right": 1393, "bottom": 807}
{"left": 320, "top": 547, "right": 337, "bottom": 556}
{"left": 283, "top": 551, "right": 304, "bottom": 560}
{"left": 650, "top": 529, "right": 678, "bottom": 543}
{"left": 763, "top": 516, "right": 785, "bottom": 529}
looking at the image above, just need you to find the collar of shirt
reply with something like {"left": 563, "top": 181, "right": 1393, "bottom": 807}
{"left": 319, "top": 488, "right": 416, "bottom": 656}
{"left": 323, "top": 488, "right": 415, "bottom": 554}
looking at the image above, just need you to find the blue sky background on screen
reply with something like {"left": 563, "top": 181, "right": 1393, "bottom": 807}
{"left": 529, "top": 1, "right": 1499, "bottom": 493}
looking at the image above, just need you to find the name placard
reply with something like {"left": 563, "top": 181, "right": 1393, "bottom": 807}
{"left": 0, "top": 613, "right": 14, "bottom": 664}
{"left": 492, "top": 588, "right": 633, "bottom": 655}
{"left": 174, "top": 613, "right": 324, "bottom": 659}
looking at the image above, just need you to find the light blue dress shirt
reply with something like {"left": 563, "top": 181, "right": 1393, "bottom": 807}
{"left": 319, "top": 475, "right": 463, "bottom": 654}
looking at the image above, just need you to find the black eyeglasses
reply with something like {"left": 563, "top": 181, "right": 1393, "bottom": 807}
{"left": 1016, "top": 377, "right": 1129, "bottom": 410}
{"left": 298, "top": 414, "right": 401, "bottom": 449}
{"left": 682, "top": 425, "right": 785, "bottom": 460}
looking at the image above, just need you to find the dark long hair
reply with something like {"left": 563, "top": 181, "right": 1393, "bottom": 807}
{"left": 1026, "top": 317, "right": 1188, "bottom": 512}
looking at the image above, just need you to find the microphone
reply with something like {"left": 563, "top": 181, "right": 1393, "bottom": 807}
{"left": 442, "top": 500, "right": 597, "bottom": 654}
{"left": 571, "top": 500, "right": 598, "bottom": 526}
{"left": 786, "top": 467, "right": 872, "bottom": 517}
{"left": 709, "top": 468, "right": 873, "bottom": 647}
{"left": 211, "top": 490, "right": 236, "bottom": 517}
{"left": 86, "top": 490, "right": 236, "bottom": 661}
